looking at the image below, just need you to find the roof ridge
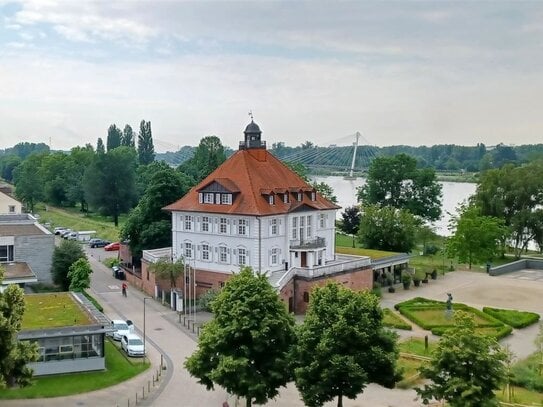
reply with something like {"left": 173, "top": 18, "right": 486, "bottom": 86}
{"left": 241, "top": 151, "right": 260, "bottom": 212}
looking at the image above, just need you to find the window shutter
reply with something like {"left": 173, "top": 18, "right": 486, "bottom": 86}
{"left": 233, "top": 249, "right": 237, "bottom": 255}
{"left": 198, "top": 193, "right": 203, "bottom": 204}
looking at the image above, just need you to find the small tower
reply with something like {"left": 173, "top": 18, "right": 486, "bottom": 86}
{"left": 240, "top": 120, "right": 266, "bottom": 150}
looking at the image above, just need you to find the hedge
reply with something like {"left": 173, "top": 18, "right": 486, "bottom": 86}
{"left": 82, "top": 290, "right": 104, "bottom": 312}
{"left": 431, "top": 324, "right": 513, "bottom": 340}
{"left": 382, "top": 308, "right": 412, "bottom": 330}
{"left": 482, "top": 307, "right": 540, "bottom": 329}
{"left": 394, "top": 297, "right": 443, "bottom": 311}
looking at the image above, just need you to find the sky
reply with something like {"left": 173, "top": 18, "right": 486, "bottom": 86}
{"left": 1, "top": 1, "right": 542, "bottom": 152}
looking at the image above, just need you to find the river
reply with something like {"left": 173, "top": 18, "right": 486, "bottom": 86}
{"left": 312, "top": 176, "right": 477, "bottom": 237}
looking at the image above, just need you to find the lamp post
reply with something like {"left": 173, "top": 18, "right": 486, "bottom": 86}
{"left": 143, "top": 297, "right": 152, "bottom": 362}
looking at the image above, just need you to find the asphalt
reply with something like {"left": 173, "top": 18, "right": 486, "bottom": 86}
{"left": 4, "top": 257, "right": 543, "bottom": 407}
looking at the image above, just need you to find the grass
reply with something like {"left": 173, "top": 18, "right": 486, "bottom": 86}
{"left": 511, "top": 351, "right": 543, "bottom": 392}
{"left": 396, "top": 356, "right": 426, "bottom": 389}
{"left": 34, "top": 203, "right": 123, "bottom": 242}
{"left": 0, "top": 340, "right": 149, "bottom": 399}
{"left": 335, "top": 233, "right": 398, "bottom": 259}
{"left": 398, "top": 337, "right": 437, "bottom": 356}
{"left": 382, "top": 308, "right": 412, "bottom": 330}
{"left": 22, "top": 293, "right": 92, "bottom": 330}
{"left": 482, "top": 307, "right": 540, "bottom": 329}
{"left": 496, "top": 385, "right": 543, "bottom": 405}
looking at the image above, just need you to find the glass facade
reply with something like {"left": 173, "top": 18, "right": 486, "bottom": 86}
{"left": 33, "top": 333, "right": 104, "bottom": 363}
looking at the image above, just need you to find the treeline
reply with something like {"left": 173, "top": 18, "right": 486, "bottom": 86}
{"left": 268, "top": 141, "right": 543, "bottom": 172}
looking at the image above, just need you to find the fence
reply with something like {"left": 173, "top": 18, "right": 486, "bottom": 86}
{"left": 118, "top": 355, "right": 166, "bottom": 407}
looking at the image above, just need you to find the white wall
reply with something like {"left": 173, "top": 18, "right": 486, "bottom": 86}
{"left": 0, "top": 192, "right": 22, "bottom": 215}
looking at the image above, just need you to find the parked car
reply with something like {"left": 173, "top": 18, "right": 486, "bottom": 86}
{"left": 54, "top": 227, "right": 66, "bottom": 235}
{"left": 104, "top": 242, "right": 120, "bottom": 251}
{"left": 66, "top": 232, "right": 78, "bottom": 240}
{"left": 89, "top": 238, "right": 110, "bottom": 248}
{"left": 108, "top": 319, "right": 131, "bottom": 341}
{"left": 121, "top": 333, "right": 145, "bottom": 357}
{"left": 60, "top": 229, "right": 72, "bottom": 238}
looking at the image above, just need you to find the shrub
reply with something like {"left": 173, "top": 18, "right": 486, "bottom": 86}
{"left": 482, "top": 307, "right": 540, "bottom": 329}
{"left": 82, "top": 290, "right": 104, "bottom": 312}
{"left": 511, "top": 352, "right": 543, "bottom": 392}
{"left": 371, "top": 286, "right": 382, "bottom": 298}
{"left": 424, "top": 244, "right": 439, "bottom": 255}
{"left": 103, "top": 257, "right": 120, "bottom": 268}
{"left": 394, "top": 297, "right": 443, "bottom": 310}
{"left": 198, "top": 289, "right": 220, "bottom": 312}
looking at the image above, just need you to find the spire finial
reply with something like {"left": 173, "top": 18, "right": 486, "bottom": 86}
{"left": 248, "top": 110, "right": 254, "bottom": 121}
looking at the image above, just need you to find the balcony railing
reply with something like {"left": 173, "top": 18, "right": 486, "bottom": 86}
{"left": 290, "top": 237, "right": 326, "bottom": 250}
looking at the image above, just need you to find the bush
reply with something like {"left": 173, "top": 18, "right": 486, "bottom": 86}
{"left": 482, "top": 307, "right": 540, "bottom": 329}
{"left": 82, "top": 290, "right": 104, "bottom": 312}
{"left": 52, "top": 240, "right": 86, "bottom": 291}
{"left": 424, "top": 244, "right": 439, "bottom": 255}
{"left": 394, "top": 297, "right": 443, "bottom": 310}
{"left": 198, "top": 289, "right": 220, "bottom": 312}
{"left": 103, "top": 257, "right": 120, "bottom": 268}
{"left": 371, "top": 285, "right": 382, "bottom": 298}
{"left": 511, "top": 352, "right": 543, "bottom": 392}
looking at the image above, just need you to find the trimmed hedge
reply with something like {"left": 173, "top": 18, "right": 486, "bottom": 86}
{"left": 431, "top": 324, "right": 513, "bottom": 340}
{"left": 394, "top": 297, "right": 444, "bottom": 310}
{"left": 82, "top": 290, "right": 104, "bottom": 312}
{"left": 382, "top": 308, "right": 412, "bottom": 330}
{"left": 482, "top": 307, "right": 540, "bottom": 329}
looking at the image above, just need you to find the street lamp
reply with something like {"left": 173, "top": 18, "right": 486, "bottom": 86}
{"left": 143, "top": 297, "right": 152, "bottom": 361}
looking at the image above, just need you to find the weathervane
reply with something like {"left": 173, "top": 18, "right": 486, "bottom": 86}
{"left": 248, "top": 110, "right": 254, "bottom": 121}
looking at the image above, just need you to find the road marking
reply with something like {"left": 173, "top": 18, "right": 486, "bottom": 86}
{"left": 108, "top": 285, "right": 120, "bottom": 290}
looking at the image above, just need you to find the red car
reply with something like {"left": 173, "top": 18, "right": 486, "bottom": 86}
{"left": 104, "top": 242, "right": 120, "bottom": 251}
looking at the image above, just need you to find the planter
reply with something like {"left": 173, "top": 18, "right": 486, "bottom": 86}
{"left": 388, "top": 286, "right": 396, "bottom": 293}
{"left": 431, "top": 270, "right": 438, "bottom": 280}
{"left": 402, "top": 282, "right": 410, "bottom": 290}
{"left": 422, "top": 279, "right": 429, "bottom": 284}
{"left": 413, "top": 279, "right": 421, "bottom": 287}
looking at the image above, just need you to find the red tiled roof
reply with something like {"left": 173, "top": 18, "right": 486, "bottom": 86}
{"left": 164, "top": 148, "right": 340, "bottom": 216}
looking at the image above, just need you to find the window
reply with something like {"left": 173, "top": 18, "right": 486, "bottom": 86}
{"left": 219, "top": 218, "right": 228, "bottom": 234}
{"left": 219, "top": 246, "right": 228, "bottom": 263}
{"left": 271, "top": 248, "right": 279, "bottom": 265}
{"left": 299, "top": 216, "right": 305, "bottom": 241}
{"left": 311, "top": 191, "right": 316, "bottom": 201}
{"left": 202, "top": 216, "right": 210, "bottom": 232}
{"left": 303, "top": 291, "right": 309, "bottom": 302}
{"left": 283, "top": 194, "right": 289, "bottom": 203}
{"left": 0, "top": 245, "right": 14, "bottom": 262}
{"left": 291, "top": 217, "right": 297, "bottom": 239}
{"left": 238, "top": 248, "right": 246, "bottom": 266}
{"left": 238, "top": 219, "right": 247, "bottom": 235}
{"left": 221, "top": 194, "right": 232, "bottom": 205}
{"left": 297, "top": 192, "right": 302, "bottom": 201}
{"left": 184, "top": 215, "right": 193, "bottom": 231}
{"left": 270, "top": 218, "right": 278, "bottom": 235}
{"left": 319, "top": 213, "right": 326, "bottom": 228}
{"left": 184, "top": 242, "right": 193, "bottom": 258}
{"left": 202, "top": 244, "right": 210, "bottom": 261}
{"left": 268, "top": 195, "right": 274, "bottom": 205}
{"left": 307, "top": 215, "right": 312, "bottom": 238}
{"left": 204, "top": 193, "right": 214, "bottom": 204}
{"left": 8, "top": 205, "right": 15, "bottom": 213}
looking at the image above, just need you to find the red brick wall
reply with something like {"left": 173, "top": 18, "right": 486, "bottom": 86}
{"left": 280, "top": 265, "right": 373, "bottom": 314}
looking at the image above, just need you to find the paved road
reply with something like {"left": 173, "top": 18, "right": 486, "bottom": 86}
{"left": 6, "top": 256, "right": 543, "bottom": 406}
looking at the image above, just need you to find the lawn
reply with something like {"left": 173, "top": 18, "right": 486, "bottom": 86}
{"left": 335, "top": 233, "right": 398, "bottom": 259}
{"left": 0, "top": 340, "right": 149, "bottom": 399}
{"left": 398, "top": 337, "right": 437, "bottom": 356}
{"left": 496, "top": 385, "right": 543, "bottom": 405}
{"left": 35, "top": 204, "right": 123, "bottom": 242}
{"left": 396, "top": 356, "right": 426, "bottom": 389}
{"left": 22, "top": 293, "right": 92, "bottom": 329}
{"left": 382, "top": 308, "right": 412, "bottom": 330}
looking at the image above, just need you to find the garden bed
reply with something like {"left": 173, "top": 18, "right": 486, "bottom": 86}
{"left": 482, "top": 307, "right": 540, "bottom": 329}
{"left": 382, "top": 308, "right": 412, "bottom": 330}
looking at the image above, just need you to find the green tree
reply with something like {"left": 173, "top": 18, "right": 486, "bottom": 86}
{"left": 149, "top": 258, "right": 184, "bottom": 289}
{"left": 106, "top": 124, "right": 122, "bottom": 152}
{"left": 96, "top": 138, "right": 105, "bottom": 154}
{"left": 65, "top": 145, "right": 95, "bottom": 212}
{"left": 359, "top": 205, "right": 418, "bottom": 252}
{"left": 178, "top": 136, "right": 226, "bottom": 182}
{"left": 357, "top": 154, "right": 442, "bottom": 222}
{"left": 122, "top": 124, "right": 135, "bottom": 147}
{"left": 284, "top": 161, "right": 309, "bottom": 182}
{"left": 84, "top": 147, "right": 137, "bottom": 226}
{"left": 0, "top": 271, "right": 40, "bottom": 388}
{"left": 292, "top": 283, "right": 398, "bottom": 407}
{"left": 312, "top": 181, "right": 338, "bottom": 203}
{"left": 185, "top": 267, "right": 295, "bottom": 407}
{"left": 0, "top": 155, "right": 22, "bottom": 182}
{"left": 13, "top": 153, "right": 46, "bottom": 213}
{"left": 138, "top": 120, "right": 155, "bottom": 165}
{"left": 121, "top": 167, "right": 191, "bottom": 256}
{"left": 417, "top": 311, "right": 506, "bottom": 407}
{"left": 52, "top": 240, "right": 86, "bottom": 291}
{"left": 40, "top": 152, "right": 70, "bottom": 206}
{"left": 339, "top": 206, "right": 360, "bottom": 248}
{"left": 446, "top": 205, "right": 507, "bottom": 269}
{"left": 67, "top": 258, "right": 93, "bottom": 291}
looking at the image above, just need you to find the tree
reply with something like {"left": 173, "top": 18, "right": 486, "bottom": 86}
{"left": 292, "top": 283, "right": 399, "bottom": 407}
{"left": 357, "top": 153, "right": 442, "bottom": 222}
{"left": 40, "top": 152, "right": 70, "bottom": 206}
{"left": 13, "top": 153, "right": 46, "bottom": 213}
{"left": 149, "top": 258, "right": 184, "bottom": 289}
{"left": 447, "top": 205, "right": 507, "bottom": 269}
{"left": 96, "top": 138, "right": 105, "bottom": 154}
{"left": 359, "top": 205, "right": 418, "bottom": 252}
{"left": 121, "top": 167, "right": 192, "bottom": 256}
{"left": 122, "top": 124, "right": 135, "bottom": 147}
{"left": 138, "top": 120, "right": 155, "bottom": 165}
{"left": 52, "top": 240, "right": 86, "bottom": 291}
{"left": 84, "top": 147, "right": 138, "bottom": 226}
{"left": 65, "top": 145, "right": 95, "bottom": 212}
{"left": 185, "top": 267, "right": 295, "bottom": 407}
{"left": 0, "top": 270, "right": 40, "bottom": 388}
{"left": 106, "top": 124, "right": 122, "bottom": 152}
{"left": 417, "top": 311, "right": 506, "bottom": 407}
{"left": 178, "top": 136, "right": 226, "bottom": 182}
{"left": 284, "top": 161, "right": 310, "bottom": 182}
{"left": 339, "top": 206, "right": 361, "bottom": 248}
{"left": 312, "top": 181, "right": 338, "bottom": 203}
{"left": 67, "top": 258, "right": 93, "bottom": 291}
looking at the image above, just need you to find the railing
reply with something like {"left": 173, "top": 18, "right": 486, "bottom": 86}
{"left": 273, "top": 268, "right": 298, "bottom": 289}
{"left": 290, "top": 237, "right": 326, "bottom": 249}
{"left": 239, "top": 140, "right": 266, "bottom": 149}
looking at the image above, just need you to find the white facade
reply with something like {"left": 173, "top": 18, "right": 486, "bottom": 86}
{"left": 0, "top": 191, "right": 22, "bottom": 215}
{"left": 171, "top": 209, "right": 337, "bottom": 274}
